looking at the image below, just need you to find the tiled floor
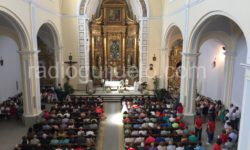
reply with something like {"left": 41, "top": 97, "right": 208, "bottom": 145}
{"left": 0, "top": 118, "right": 28, "bottom": 150}
{"left": 102, "top": 102, "right": 123, "bottom": 150}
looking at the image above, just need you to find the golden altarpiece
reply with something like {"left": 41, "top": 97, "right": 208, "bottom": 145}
{"left": 89, "top": 0, "right": 139, "bottom": 85}
{"left": 167, "top": 40, "right": 183, "bottom": 97}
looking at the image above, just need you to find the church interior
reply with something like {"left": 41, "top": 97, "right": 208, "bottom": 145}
{"left": 0, "top": 0, "right": 250, "bottom": 150}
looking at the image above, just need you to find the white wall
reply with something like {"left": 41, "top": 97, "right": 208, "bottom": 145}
{"left": 0, "top": 36, "right": 21, "bottom": 102}
{"left": 231, "top": 35, "right": 247, "bottom": 108}
{"left": 197, "top": 39, "right": 225, "bottom": 101}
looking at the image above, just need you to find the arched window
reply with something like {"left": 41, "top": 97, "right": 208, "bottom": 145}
{"left": 79, "top": 0, "right": 87, "bottom": 15}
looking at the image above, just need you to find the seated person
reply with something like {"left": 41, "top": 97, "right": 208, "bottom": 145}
{"left": 145, "top": 135, "right": 155, "bottom": 144}
{"left": 188, "top": 132, "right": 198, "bottom": 143}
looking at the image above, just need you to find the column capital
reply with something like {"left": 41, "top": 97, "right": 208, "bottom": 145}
{"left": 224, "top": 50, "right": 235, "bottom": 57}
{"left": 52, "top": 46, "right": 63, "bottom": 51}
{"left": 182, "top": 52, "right": 200, "bottom": 57}
{"left": 240, "top": 63, "right": 250, "bottom": 69}
{"left": 18, "top": 50, "right": 40, "bottom": 55}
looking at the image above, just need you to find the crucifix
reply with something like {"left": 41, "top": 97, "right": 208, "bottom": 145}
{"left": 64, "top": 53, "right": 77, "bottom": 77}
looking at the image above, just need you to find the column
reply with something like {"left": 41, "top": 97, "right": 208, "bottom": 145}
{"left": 54, "top": 46, "right": 64, "bottom": 86}
{"left": 103, "top": 33, "right": 107, "bottom": 78}
{"left": 139, "top": 18, "right": 148, "bottom": 83}
{"left": 19, "top": 50, "right": 42, "bottom": 126}
{"left": 159, "top": 48, "right": 165, "bottom": 88}
{"left": 181, "top": 52, "right": 200, "bottom": 115}
{"left": 134, "top": 37, "right": 137, "bottom": 66}
{"left": 122, "top": 33, "right": 126, "bottom": 70}
{"left": 238, "top": 63, "right": 250, "bottom": 149}
{"left": 223, "top": 50, "right": 235, "bottom": 107}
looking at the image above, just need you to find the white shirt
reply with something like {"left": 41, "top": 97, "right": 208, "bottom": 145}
{"left": 224, "top": 120, "right": 230, "bottom": 129}
{"left": 167, "top": 145, "right": 176, "bottom": 150}
{"left": 139, "top": 130, "right": 147, "bottom": 135}
{"left": 231, "top": 113, "right": 236, "bottom": 121}
{"left": 176, "top": 146, "right": 185, "bottom": 150}
{"left": 157, "top": 145, "right": 167, "bottom": 150}
{"left": 135, "top": 137, "right": 144, "bottom": 143}
{"left": 229, "top": 106, "right": 235, "bottom": 114}
{"left": 236, "top": 110, "right": 241, "bottom": 118}
{"left": 225, "top": 112, "right": 232, "bottom": 120}
{"left": 86, "top": 130, "right": 95, "bottom": 136}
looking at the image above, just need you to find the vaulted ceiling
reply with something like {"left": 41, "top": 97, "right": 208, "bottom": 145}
{"left": 61, "top": 0, "right": 149, "bottom": 19}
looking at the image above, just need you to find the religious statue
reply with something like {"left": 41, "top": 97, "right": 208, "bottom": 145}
{"left": 127, "top": 54, "right": 132, "bottom": 66}
{"left": 97, "top": 55, "right": 102, "bottom": 68}
{"left": 110, "top": 40, "right": 119, "bottom": 59}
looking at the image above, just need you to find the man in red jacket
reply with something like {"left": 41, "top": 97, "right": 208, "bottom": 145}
{"left": 194, "top": 114, "right": 203, "bottom": 141}
{"left": 207, "top": 118, "right": 216, "bottom": 144}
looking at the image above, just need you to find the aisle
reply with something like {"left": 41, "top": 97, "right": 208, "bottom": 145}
{"left": 102, "top": 102, "right": 123, "bottom": 150}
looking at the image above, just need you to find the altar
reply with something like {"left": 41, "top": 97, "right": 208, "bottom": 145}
{"left": 104, "top": 81, "right": 121, "bottom": 90}
{"left": 89, "top": 0, "right": 139, "bottom": 85}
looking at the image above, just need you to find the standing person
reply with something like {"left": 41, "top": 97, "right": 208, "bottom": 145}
{"left": 202, "top": 102, "right": 209, "bottom": 122}
{"left": 218, "top": 105, "right": 225, "bottom": 122}
{"left": 228, "top": 104, "right": 235, "bottom": 114}
{"left": 206, "top": 118, "right": 216, "bottom": 144}
{"left": 177, "top": 103, "right": 184, "bottom": 118}
{"left": 235, "top": 106, "right": 241, "bottom": 130}
{"left": 194, "top": 114, "right": 203, "bottom": 141}
{"left": 208, "top": 103, "right": 216, "bottom": 121}
{"left": 230, "top": 109, "right": 237, "bottom": 129}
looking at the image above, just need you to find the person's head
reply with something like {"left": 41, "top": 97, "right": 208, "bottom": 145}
{"left": 33, "top": 134, "right": 37, "bottom": 139}
{"left": 230, "top": 104, "right": 234, "bottom": 108}
{"left": 140, "top": 142, "right": 145, "bottom": 147}
{"left": 222, "top": 129, "right": 226, "bottom": 134}
{"left": 159, "top": 141, "right": 164, "bottom": 146}
{"left": 216, "top": 138, "right": 222, "bottom": 145}
{"left": 197, "top": 142, "right": 202, "bottom": 147}
{"left": 236, "top": 106, "right": 239, "bottom": 110}
{"left": 22, "top": 136, "right": 27, "bottom": 140}
{"left": 150, "top": 142, "right": 155, "bottom": 147}
{"left": 168, "top": 141, "right": 173, "bottom": 145}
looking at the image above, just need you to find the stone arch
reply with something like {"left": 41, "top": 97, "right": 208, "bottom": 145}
{"left": 37, "top": 22, "right": 60, "bottom": 49}
{"left": 37, "top": 22, "right": 61, "bottom": 86}
{"left": 189, "top": 11, "right": 247, "bottom": 53}
{"left": 186, "top": 12, "right": 248, "bottom": 112}
{"left": 139, "top": 0, "right": 148, "bottom": 17}
{"left": 164, "top": 24, "right": 183, "bottom": 96}
{"left": 0, "top": 7, "right": 30, "bottom": 50}
{"left": 164, "top": 24, "right": 183, "bottom": 54}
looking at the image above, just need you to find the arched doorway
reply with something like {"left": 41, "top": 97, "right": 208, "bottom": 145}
{"left": 190, "top": 14, "right": 247, "bottom": 109}
{"left": 165, "top": 25, "right": 183, "bottom": 98}
{"left": 0, "top": 11, "right": 28, "bottom": 102}
{"left": 0, "top": 10, "right": 42, "bottom": 123}
{"left": 37, "top": 23, "right": 59, "bottom": 87}
{"left": 0, "top": 19, "right": 23, "bottom": 101}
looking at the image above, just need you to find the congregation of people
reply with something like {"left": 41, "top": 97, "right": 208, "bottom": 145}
{"left": 122, "top": 96, "right": 203, "bottom": 150}
{"left": 195, "top": 95, "right": 240, "bottom": 150}
{"left": 0, "top": 93, "right": 23, "bottom": 120}
{"left": 0, "top": 86, "right": 242, "bottom": 150}
{"left": 14, "top": 94, "right": 104, "bottom": 150}
{"left": 121, "top": 94, "right": 241, "bottom": 150}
